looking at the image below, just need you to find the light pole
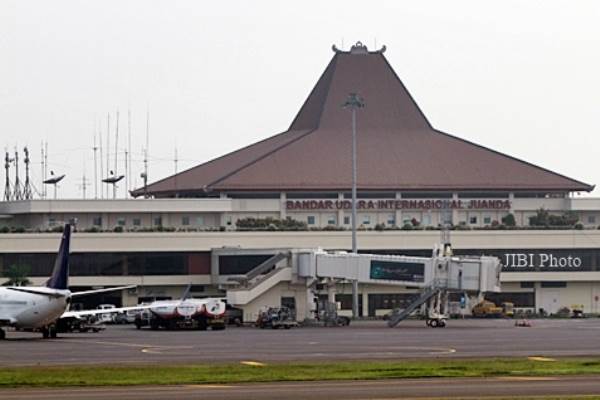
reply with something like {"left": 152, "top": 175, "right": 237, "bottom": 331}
{"left": 343, "top": 92, "right": 364, "bottom": 318}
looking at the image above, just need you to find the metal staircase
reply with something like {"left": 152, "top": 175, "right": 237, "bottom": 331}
{"left": 386, "top": 286, "right": 441, "bottom": 327}
{"left": 228, "top": 252, "right": 289, "bottom": 287}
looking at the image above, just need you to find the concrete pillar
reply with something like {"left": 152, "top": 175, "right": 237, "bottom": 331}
{"left": 395, "top": 192, "right": 402, "bottom": 227}
{"left": 102, "top": 212, "right": 109, "bottom": 230}
{"left": 337, "top": 192, "right": 344, "bottom": 227}
{"left": 362, "top": 287, "right": 369, "bottom": 317}
{"left": 210, "top": 252, "right": 220, "bottom": 285}
{"left": 451, "top": 193, "right": 459, "bottom": 225}
{"left": 280, "top": 192, "right": 287, "bottom": 220}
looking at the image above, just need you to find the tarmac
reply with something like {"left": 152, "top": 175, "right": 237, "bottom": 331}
{"left": 1, "top": 318, "right": 600, "bottom": 366}
{"left": 2, "top": 376, "right": 600, "bottom": 399}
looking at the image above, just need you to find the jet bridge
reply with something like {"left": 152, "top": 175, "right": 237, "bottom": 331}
{"left": 224, "top": 245, "right": 501, "bottom": 325}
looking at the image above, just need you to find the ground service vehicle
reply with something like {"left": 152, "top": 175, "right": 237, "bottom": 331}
{"left": 134, "top": 292, "right": 227, "bottom": 331}
{"left": 472, "top": 300, "right": 503, "bottom": 318}
{"left": 256, "top": 307, "right": 298, "bottom": 329}
{"left": 472, "top": 300, "right": 514, "bottom": 318}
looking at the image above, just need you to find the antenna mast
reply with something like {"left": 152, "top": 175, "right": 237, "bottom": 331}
{"left": 3, "top": 150, "right": 11, "bottom": 201}
{"left": 93, "top": 126, "right": 98, "bottom": 199}
{"left": 106, "top": 113, "right": 110, "bottom": 199}
{"left": 44, "top": 142, "right": 48, "bottom": 198}
{"left": 79, "top": 159, "right": 89, "bottom": 199}
{"left": 127, "top": 108, "right": 132, "bottom": 196}
{"left": 114, "top": 110, "right": 119, "bottom": 199}
{"left": 23, "top": 146, "right": 32, "bottom": 199}
{"left": 99, "top": 120, "right": 104, "bottom": 199}
{"left": 40, "top": 143, "right": 44, "bottom": 199}
{"left": 13, "top": 148, "right": 22, "bottom": 200}
{"left": 142, "top": 108, "right": 149, "bottom": 198}
{"left": 174, "top": 146, "right": 178, "bottom": 197}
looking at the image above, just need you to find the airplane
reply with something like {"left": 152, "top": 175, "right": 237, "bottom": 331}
{"left": 133, "top": 284, "right": 227, "bottom": 331}
{"left": 0, "top": 224, "right": 135, "bottom": 339}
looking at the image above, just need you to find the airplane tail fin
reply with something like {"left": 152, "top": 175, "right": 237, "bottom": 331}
{"left": 45, "top": 224, "right": 71, "bottom": 290}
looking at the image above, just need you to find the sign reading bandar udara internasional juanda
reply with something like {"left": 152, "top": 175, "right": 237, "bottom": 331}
{"left": 286, "top": 199, "right": 511, "bottom": 211}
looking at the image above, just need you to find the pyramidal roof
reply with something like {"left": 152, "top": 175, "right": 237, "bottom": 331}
{"left": 133, "top": 42, "right": 593, "bottom": 197}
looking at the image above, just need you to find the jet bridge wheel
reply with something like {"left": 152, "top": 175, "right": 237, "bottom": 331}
{"left": 426, "top": 319, "right": 446, "bottom": 328}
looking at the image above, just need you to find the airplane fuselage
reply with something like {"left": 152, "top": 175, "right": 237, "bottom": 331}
{"left": 0, "top": 287, "right": 70, "bottom": 329}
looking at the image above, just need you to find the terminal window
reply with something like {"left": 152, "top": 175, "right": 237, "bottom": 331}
{"left": 469, "top": 216, "right": 478, "bottom": 224}
{"left": 589, "top": 216, "right": 596, "bottom": 224}
{"left": 307, "top": 216, "right": 315, "bottom": 225}
{"left": 343, "top": 216, "right": 350, "bottom": 225}
{"left": 483, "top": 216, "right": 492, "bottom": 224}
{"left": 117, "top": 218, "right": 126, "bottom": 226}
{"left": 182, "top": 216, "right": 190, "bottom": 226}
{"left": 541, "top": 281, "right": 567, "bottom": 288}
{"left": 363, "top": 216, "right": 371, "bottom": 225}
{"left": 327, "top": 215, "right": 336, "bottom": 225}
{"left": 153, "top": 216, "right": 162, "bottom": 226}
{"left": 92, "top": 216, "right": 102, "bottom": 226}
{"left": 132, "top": 218, "right": 141, "bottom": 226}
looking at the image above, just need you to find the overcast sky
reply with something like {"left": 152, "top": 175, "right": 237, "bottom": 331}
{"left": 1, "top": 0, "right": 599, "bottom": 199}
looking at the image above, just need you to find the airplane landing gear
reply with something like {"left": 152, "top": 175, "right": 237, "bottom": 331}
{"left": 41, "top": 325, "right": 57, "bottom": 339}
{"left": 0, "top": 328, "right": 5, "bottom": 340}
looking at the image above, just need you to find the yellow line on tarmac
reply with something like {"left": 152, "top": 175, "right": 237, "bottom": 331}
{"left": 527, "top": 356, "right": 557, "bottom": 362}
{"left": 240, "top": 360, "right": 267, "bottom": 367}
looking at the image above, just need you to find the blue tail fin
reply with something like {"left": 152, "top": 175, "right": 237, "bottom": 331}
{"left": 46, "top": 224, "right": 71, "bottom": 290}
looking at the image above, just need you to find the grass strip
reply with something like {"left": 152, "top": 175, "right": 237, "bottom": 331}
{"left": 0, "top": 358, "right": 600, "bottom": 388}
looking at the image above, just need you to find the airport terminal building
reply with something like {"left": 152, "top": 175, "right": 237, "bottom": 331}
{"left": 1, "top": 42, "right": 600, "bottom": 318}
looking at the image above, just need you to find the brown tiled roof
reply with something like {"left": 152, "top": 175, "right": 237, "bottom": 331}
{"left": 132, "top": 43, "right": 593, "bottom": 197}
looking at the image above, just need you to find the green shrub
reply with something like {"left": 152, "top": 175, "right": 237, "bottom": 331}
{"left": 501, "top": 213, "right": 516, "bottom": 227}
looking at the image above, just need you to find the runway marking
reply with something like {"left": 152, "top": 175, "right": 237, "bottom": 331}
{"left": 240, "top": 361, "right": 267, "bottom": 367}
{"left": 428, "top": 347, "right": 456, "bottom": 355}
{"left": 495, "top": 376, "right": 558, "bottom": 381}
{"left": 527, "top": 356, "right": 557, "bottom": 362}
{"left": 183, "top": 384, "right": 235, "bottom": 389}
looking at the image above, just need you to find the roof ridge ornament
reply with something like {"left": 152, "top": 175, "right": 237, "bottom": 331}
{"left": 350, "top": 41, "right": 369, "bottom": 54}
{"left": 332, "top": 42, "right": 386, "bottom": 54}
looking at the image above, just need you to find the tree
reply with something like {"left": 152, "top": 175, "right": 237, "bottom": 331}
{"left": 529, "top": 208, "right": 579, "bottom": 227}
{"left": 501, "top": 213, "right": 516, "bottom": 227}
{"left": 2, "top": 264, "right": 32, "bottom": 287}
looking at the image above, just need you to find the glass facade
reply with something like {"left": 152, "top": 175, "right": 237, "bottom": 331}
{"left": 218, "top": 254, "right": 273, "bottom": 275}
{"left": 0, "top": 252, "right": 210, "bottom": 276}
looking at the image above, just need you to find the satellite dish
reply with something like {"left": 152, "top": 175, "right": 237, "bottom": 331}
{"left": 43, "top": 174, "right": 65, "bottom": 185}
{"left": 102, "top": 175, "right": 124, "bottom": 184}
